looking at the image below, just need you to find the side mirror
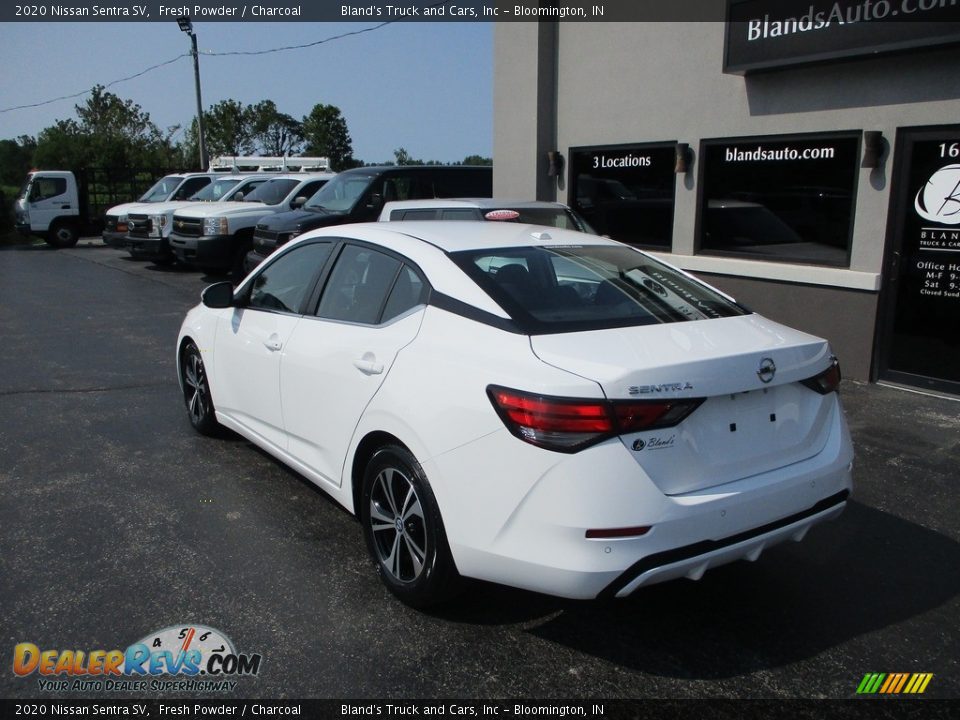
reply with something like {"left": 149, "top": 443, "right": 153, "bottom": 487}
{"left": 232, "top": 191, "right": 244, "bottom": 201}
{"left": 201, "top": 281, "right": 234, "bottom": 309}
{"left": 367, "top": 192, "right": 382, "bottom": 209}
{"left": 290, "top": 196, "right": 308, "bottom": 209}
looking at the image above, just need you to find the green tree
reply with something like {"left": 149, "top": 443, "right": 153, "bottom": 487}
{"left": 302, "top": 104, "right": 355, "bottom": 170}
{"left": 461, "top": 155, "right": 492, "bottom": 166}
{"left": 33, "top": 119, "right": 90, "bottom": 170}
{"left": 32, "top": 86, "right": 174, "bottom": 171}
{"left": 0, "top": 136, "right": 37, "bottom": 186}
{"left": 248, "top": 100, "right": 304, "bottom": 156}
{"left": 75, "top": 85, "right": 167, "bottom": 167}
{"left": 393, "top": 147, "right": 421, "bottom": 166}
{"left": 202, "top": 100, "right": 256, "bottom": 157}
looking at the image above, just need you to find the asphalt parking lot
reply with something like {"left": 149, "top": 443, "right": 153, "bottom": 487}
{"left": 1, "top": 239, "right": 958, "bottom": 701}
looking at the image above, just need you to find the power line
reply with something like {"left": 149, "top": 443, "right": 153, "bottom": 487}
{"left": 0, "top": 19, "right": 404, "bottom": 116}
{"left": 0, "top": 54, "right": 190, "bottom": 114}
{"left": 204, "top": 21, "right": 392, "bottom": 57}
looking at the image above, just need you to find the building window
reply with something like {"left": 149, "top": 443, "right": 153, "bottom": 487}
{"left": 698, "top": 132, "right": 860, "bottom": 267}
{"left": 569, "top": 143, "right": 677, "bottom": 249}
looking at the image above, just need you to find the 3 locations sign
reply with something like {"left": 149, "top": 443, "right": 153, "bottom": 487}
{"left": 724, "top": 0, "right": 960, "bottom": 73}
{"left": 569, "top": 143, "right": 677, "bottom": 249}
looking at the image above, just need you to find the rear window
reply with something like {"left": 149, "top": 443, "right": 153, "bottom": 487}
{"left": 498, "top": 208, "right": 593, "bottom": 232}
{"left": 450, "top": 244, "right": 747, "bottom": 334}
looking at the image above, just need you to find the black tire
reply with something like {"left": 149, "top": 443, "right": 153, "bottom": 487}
{"left": 46, "top": 221, "right": 79, "bottom": 248}
{"left": 179, "top": 342, "right": 221, "bottom": 436}
{"left": 361, "top": 445, "right": 461, "bottom": 607}
{"left": 231, "top": 243, "right": 252, "bottom": 281}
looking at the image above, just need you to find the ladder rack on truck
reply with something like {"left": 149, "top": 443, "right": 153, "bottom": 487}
{"left": 208, "top": 156, "right": 332, "bottom": 173}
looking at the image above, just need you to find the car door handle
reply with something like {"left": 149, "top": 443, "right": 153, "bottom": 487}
{"left": 263, "top": 335, "right": 282, "bottom": 352}
{"left": 353, "top": 353, "right": 384, "bottom": 375}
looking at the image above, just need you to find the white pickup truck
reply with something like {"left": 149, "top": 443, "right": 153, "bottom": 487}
{"left": 168, "top": 173, "right": 335, "bottom": 276}
{"left": 123, "top": 175, "right": 271, "bottom": 263}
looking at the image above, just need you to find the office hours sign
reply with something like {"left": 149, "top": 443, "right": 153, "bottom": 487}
{"left": 878, "top": 126, "right": 960, "bottom": 394}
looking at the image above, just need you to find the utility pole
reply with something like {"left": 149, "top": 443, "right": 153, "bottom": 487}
{"left": 177, "top": 17, "right": 208, "bottom": 170}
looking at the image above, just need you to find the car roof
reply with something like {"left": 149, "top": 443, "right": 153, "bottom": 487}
{"left": 383, "top": 198, "right": 569, "bottom": 211}
{"left": 305, "top": 220, "right": 618, "bottom": 254}
{"left": 262, "top": 172, "right": 336, "bottom": 182}
{"left": 336, "top": 165, "right": 491, "bottom": 175}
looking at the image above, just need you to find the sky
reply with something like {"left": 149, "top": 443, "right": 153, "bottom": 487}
{"left": 0, "top": 21, "right": 492, "bottom": 164}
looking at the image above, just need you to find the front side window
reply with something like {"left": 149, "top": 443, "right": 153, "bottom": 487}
{"left": 305, "top": 173, "right": 376, "bottom": 213}
{"left": 451, "top": 244, "right": 746, "bottom": 334}
{"left": 191, "top": 178, "right": 241, "bottom": 201}
{"left": 226, "top": 178, "right": 267, "bottom": 201}
{"left": 174, "top": 177, "right": 211, "bottom": 200}
{"left": 247, "top": 242, "right": 333, "bottom": 314}
{"left": 243, "top": 179, "right": 299, "bottom": 205}
{"left": 316, "top": 245, "right": 406, "bottom": 325}
{"left": 699, "top": 132, "right": 859, "bottom": 266}
{"left": 30, "top": 177, "right": 67, "bottom": 201}
{"left": 140, "top": 175, "right": 184, "bottom": 202}
{"left": 295, "top": 180, "right": 328, "bottom": 205}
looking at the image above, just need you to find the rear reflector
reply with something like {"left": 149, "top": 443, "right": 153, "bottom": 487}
{"left": 801, "top": 358, "right": 842, "bottom": 395}
{"left": 487, "top": 385, "right": 704, "bottom": 453}
{"left": 586, "top": 526, "right": 651, "bottom": 539}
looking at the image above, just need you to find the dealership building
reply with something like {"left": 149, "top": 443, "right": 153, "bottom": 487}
{"left": 493, "top": 4, "right": 960, "bottom": 395}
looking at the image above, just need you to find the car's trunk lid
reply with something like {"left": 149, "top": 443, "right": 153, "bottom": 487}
{"left": 530, "top": 314, "right": 836, "bottom": 495}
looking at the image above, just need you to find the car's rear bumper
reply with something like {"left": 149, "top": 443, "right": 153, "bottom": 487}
{"left": 600, "top": 489, "right": 848, "bottom": 598}
{"left": 428, "top": 395, "right": 854, "bottom": 600}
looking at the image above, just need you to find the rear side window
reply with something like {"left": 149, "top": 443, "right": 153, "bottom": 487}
{"left": 316, "top": 245, "right": 403, "bottom": 325}
{"left": 451, "top": 244, "right": 746, "bottom": 334}
{"left": 382, "top": 265, "right": 427, "bottom": 321}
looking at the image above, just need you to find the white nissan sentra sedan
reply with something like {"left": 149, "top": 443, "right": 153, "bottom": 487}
{"left": 177, "top": 222, "right": 853, "bottom": 607}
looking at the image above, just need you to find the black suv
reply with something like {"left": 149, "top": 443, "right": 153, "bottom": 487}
{"left": 245, "top": 165, "right": 492, "bottom": 271}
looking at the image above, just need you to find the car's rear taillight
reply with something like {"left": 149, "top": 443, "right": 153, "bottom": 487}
{"left": 487, "top": 385, "right": 703, "bottom": 453}
{"left": 801, "top": 359, "right": 842, "bottom": 395}
{"left": 612, "top": 400, "right": 703, "bottom": 433}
